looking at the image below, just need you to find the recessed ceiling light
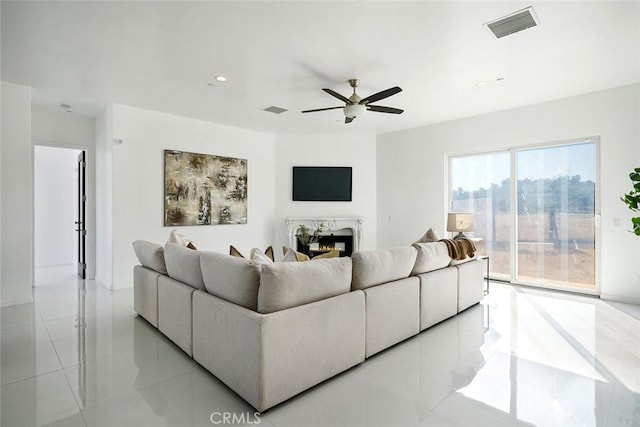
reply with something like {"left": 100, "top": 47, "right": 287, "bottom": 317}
{"left": 496, "top": 77, "right": 505, "bottom": 83}
{"left": 476, "top": 81, "right": 489, "bottom": 87}
{"left": 215, "top": 76, "right": 227, "bottom": 82}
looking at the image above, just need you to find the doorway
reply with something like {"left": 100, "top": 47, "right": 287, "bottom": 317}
{"left": 34, "top": 145, "right": 85, "bottom": 284}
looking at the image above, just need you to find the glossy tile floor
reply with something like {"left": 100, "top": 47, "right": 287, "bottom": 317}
{"left": 1, "top": 266, "right": 640, "bottom": 426}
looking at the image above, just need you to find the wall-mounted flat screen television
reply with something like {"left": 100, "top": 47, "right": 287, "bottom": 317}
{"left": 292, "top": 166, "right": 352, "bottom": 202}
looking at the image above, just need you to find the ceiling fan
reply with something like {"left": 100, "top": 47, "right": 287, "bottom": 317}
{"left": 302, "top": 79, "right": 404, "bottom": 124}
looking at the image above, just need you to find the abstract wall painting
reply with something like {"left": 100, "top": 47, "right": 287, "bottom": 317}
{"left": 164, "top": 150, "right": 248, "bottom": 226}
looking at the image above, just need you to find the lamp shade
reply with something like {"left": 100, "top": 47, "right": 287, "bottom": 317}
{"left": 446, "top": 212, "right": 475, "bottom": 233}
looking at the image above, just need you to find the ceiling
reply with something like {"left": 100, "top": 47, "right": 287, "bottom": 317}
{"left": 2, "top": 1, "right": 639, "bottom": 135}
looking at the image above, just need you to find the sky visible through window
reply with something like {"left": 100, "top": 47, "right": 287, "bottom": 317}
{"left": 451, "top": 142, "right": 595, "bottom": 192}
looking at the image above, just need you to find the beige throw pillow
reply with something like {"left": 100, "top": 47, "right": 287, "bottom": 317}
{"left": 232, "top": 245, "right": 275, "bottom": 262}
{"left": 250, "top": 248, "right": 275, "bottom": 267}
{"left": 282, "top": 246, "right": 310, "bottom": 262}
{"left": 168, "top": 229, "right": 197, "bottom": 250}
{"left": 414, "top": 227, "right": 440, "bottom": 244}
{"left": 313, "top": 250, "right": 340, "bottom": 260}
{"left": 229, "top": 245, "right": 244, "bottom": 258}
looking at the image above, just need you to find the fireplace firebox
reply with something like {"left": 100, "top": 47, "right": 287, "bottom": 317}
{"left": 297, "top": 234, "right": 354, "bottom": 257}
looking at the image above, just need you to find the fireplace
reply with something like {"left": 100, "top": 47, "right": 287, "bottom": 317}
{"left": 286, "top": 217, "right": 363, "bottom": 257}
{"left": 297, "top": 233, "right": 354, "bottom": 257}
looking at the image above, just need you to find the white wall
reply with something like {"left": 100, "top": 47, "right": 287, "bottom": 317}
{"left": 101, "top": 104, "right": 276, "bottom": 289}
{"left": 95, "top": 106, "right": 114, "bottom": 288}
{"left": 377, "top": 83, "right": 640, "bottom": 303}
{"left": 32, "top": 107, "right": 95, "bottom": 145}
{"left": 274, "top": 134, "right": 377, "bottom": 254}
{"left": 1, "top": 82, "right": 33, "bottom": 306}
{"left": 34, "top": 146, "right": 81, "bottom": 267}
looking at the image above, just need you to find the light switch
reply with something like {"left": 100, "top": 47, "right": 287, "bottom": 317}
{"left": 613, "top": 218, "right": 621, "bottom": 227}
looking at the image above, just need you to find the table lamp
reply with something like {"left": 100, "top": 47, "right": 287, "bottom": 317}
{"left": 447, "top": 212, "right": 475, "bottom": 239}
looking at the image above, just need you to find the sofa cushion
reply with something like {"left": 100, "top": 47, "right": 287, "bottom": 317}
{"left": 132, "top": 240, "right": 167, "bottom": 274}
{"left": 351, "top": 247, "right": 417, "bottom": 290}
{"left": 200, "top": 251, "right": 261, "bottom": 311}
{"left": 411, "top": 242, "right": 451, "bottom": 275}
{"left": 164, "top": 242, "right": 205, "bottom": 290}
{"left": 257, "top": 257, "right": 352, "bottom": 314}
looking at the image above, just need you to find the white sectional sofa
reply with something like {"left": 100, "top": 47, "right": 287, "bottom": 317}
{"left": 132, "top": 240, "right": 485, "bottom": 411}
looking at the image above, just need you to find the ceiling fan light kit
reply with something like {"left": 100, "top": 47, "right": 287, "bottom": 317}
{"left": 344, "top": 104, "right": 366, "bottom": 118}
{"left": 302, "top": 78, "right": 404, "bottom": 124}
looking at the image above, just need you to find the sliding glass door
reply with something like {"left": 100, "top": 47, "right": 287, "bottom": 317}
{"left": 515, "top": 142, "right": 596, "bottom": 290}
{"left": 450, "top": 139, "right": 598, "bottom": 293}
{"left": 450, "top": 152, "right": 511, "bottom": 281}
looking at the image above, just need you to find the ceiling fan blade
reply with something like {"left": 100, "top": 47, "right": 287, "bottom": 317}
{"left": 345, "top": 117, "right": 354, "bottom": 124}
{"left": 323, "top": 88, "right": 352, "bottom": 104}
{"left": 367, "top": 105, "right": 404, "bottom": 114}
{"left": 360, "top": 86, "right": 402, "bottom": 104}
{"left": 301, "top": 106, "right": 344, "bottom": 113}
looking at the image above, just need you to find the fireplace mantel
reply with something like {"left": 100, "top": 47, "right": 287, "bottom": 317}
{"left": 286, "top": 217, "right": 363, "bottom": 252}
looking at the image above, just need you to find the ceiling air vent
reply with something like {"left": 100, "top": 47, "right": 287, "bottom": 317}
{"left": 484, "top": 6, "right": 539, "bottom": 39}
{"left": 263, "top": 106, "right": 288, "bottom": 114}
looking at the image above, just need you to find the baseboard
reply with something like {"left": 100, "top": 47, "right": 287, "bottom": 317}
{"left": 35, "top": 262, "right": 75, "bottom": 269}
{"left": 1, "top": 295, "right": 34, "bottom": 307}
{"left": 600, "top": 293, "right": 640, "bottom": 305}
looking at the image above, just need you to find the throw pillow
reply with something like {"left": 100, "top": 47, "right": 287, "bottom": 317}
{"left": 282, "top": 246, "right": 310, "bottom": 262}
{"left": 414, "top": 227, "right": 440, "bottom": 244}
{"left": 229, "top": 245, "right": 244, "bottom": 258}
{"left": 168, "top": 229, "right": 197, "bottom": 250}
{"left": 231, "top": 245, "right": 274, "bottom": 261}
{"left": 264, "top": 246, "right": 275, "bottom": 262}
{"left": 312, "top": 250, "right": 340, "bottom": 260}
{"left": 132, "top": 240, "right": 167, "bottom": 274}
{"left": 250, "top": 248, "right": 275, "bottom": 267}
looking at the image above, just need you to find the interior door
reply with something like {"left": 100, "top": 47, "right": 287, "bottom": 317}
{"left": 76, "top": 151, "right": 87, "bottom": 279}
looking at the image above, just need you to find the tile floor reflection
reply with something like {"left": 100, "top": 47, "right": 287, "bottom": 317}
{"left": 1, "top": 266, "right": 639, "bottom": 426}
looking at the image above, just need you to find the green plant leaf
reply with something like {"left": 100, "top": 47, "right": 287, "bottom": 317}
{"left": 622, "top": 168, "right": 640, "bottom": 218}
